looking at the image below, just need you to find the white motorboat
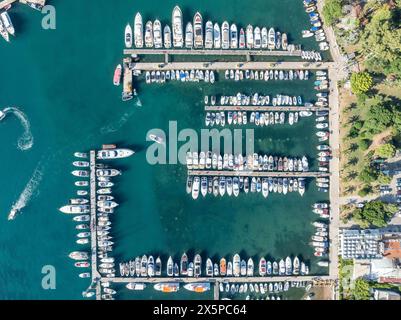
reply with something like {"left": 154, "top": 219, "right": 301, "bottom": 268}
{"left": 172, "top": 6, "right": 183, "bottom": 47}
{"left": 205, "top": 21, "right": 213, "bottom": 49}
{"left": 213, "top": 23, "right": 221, "bottom": 48}
{"left": 230, "top": 24, "right": 238, "bottom": 49}
{"left": 246, "top": 25, "right": 253, "bottom": 49}
{"left": 221, "top": 21, "right": 229, "bottom": 49}
{"left": 193, "top": 12, "right": 203, "bottom": 49}
{"left": 185, "top": 22, "right": 193, "bottom": 48}
{"left": 125, "top": 23, "right": 133, "bottom": 48}
{"left": 164, "top": 25, "right": 172, "bottom": 48}
{"left": 59, "top": 205, "right": 89, "bottom": 215}
{"left": 1, "top": 11, "right": 14, "bottom": 36}
{"left": 153, "top": 19, "right": 163, "bottom": 49}
{"left": 145, "top": 21, "right": 154, "bottom": 48}
{"left": 134, "top": 13, "right": 143, "bottom": 48}
{"left": 97, "top": 148, "right": 134, "bottom": 160}
{"left": 148, "top": 134, "right": 164, "bottom": 144}
{"left": 268, "top": 28, "right": 275, "bottom": 50}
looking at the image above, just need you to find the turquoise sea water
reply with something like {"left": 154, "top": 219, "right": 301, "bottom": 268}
{"left": 0, "top": 0, "right": 328, "bottom": 300}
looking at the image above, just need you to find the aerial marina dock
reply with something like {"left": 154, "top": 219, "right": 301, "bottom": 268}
{"left": 0, "top": 0, "right": 45, "bottom": 10}
{"left": 69, "top": 1, "right": 339, "bottom": 300}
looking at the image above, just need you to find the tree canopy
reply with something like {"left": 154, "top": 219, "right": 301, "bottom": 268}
{"left": 351, "top": 278, "right": 371, "bottom": 300}
{"left": 375, "top": 143, "right": 396, "bottom": 158}
{"left": 360, "top": 5, "right": 401, "bottom": 76}
{"left": 323, "top": 0, "right": 343, "bottom": 25}
{"left": 352, "top": 201, "right": 397, "bottom": 228}
{"left": 350, "top": 72, "right": 373, "bottom": 94}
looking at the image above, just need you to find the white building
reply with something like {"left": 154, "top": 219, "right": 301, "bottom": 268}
{"left": 339, "top": 229, "right": 383, "bottom": 259}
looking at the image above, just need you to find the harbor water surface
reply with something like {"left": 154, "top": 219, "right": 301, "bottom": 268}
{"left": 0, "top": 0, "right": 328, "bottom": 299}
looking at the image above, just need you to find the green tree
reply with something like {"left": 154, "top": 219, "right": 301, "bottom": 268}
{"left": 323, "top": 0, "right": 343, "bottom": 25}
{"left": 352, "top": 278, "right": 371, "bottom": 300}
{"left": 360, "top": 5, "right": 401, "bottom": 76}
{"left": 352, "top": 200, "right": 397, "bottom": 228}
{"left": 377, "top": 173, "right": 392, "bottom": 184}
{"left": 376, "top": 143, "right": 396, "bottom": 158}
{"left": 358, "top": 186, "right": 372, "bottom": 197}
{"left": 350, "top": 72, "right": 373, "bottom": 94}
{"left": 358, "top": 139, "right": 371, "bottom": 151}
{"left": 358, "top": 165, "right": 378, "bottom": 183}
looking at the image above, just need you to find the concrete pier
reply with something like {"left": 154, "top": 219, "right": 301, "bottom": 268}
{"left": 132, "top": 61, "right": 333, "bottom": 71}
{"left": 101, "top": 275, "right": 332, "bottom": 284}
{"left": 187, "top": 170, "right": 330, "bottom": 178}
{"left": 89, "top": 151, "right": 101, "bottom": 300}
{"left": 205, "top": 105, "right": 328, "bottom": 112}
{"left": 124, "top": 48, "right": 302, "bottom": 57}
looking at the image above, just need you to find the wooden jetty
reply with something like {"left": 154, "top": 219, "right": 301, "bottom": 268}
{"left": 205, "top": 105, "right": 328, "bottom": 112}
{"left": 187, "top": 170, "right": 330, "bottom": 178}
{"left": 124, "top": 48, "right": 302, "bottom": 58}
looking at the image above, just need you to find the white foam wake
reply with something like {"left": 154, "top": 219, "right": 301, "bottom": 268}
{"left": 100, "top": 107, "right": 136, "bottom": 134}
{"left": 2, "top": 107, "right": 34, "bottom": 151}
{"left": 8, "top": 162, "right": 44, "bottom": 220}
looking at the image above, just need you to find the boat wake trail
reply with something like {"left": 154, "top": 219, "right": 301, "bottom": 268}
{"left": 3, "top": 107, "right": 34, "bottom": 151}
{"left": 100, "top": 107, "right": 136, "bottom": 134}
{"left": 8, "top": 162, "right": 44, "bottom": 220}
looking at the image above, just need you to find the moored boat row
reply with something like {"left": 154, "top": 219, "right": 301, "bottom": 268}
{"left": 127, "top": 7, "right": 296, "bottom": 51}
{"left": 224, "top": 69, "right": 309, "bottom": 82}
{"left": 186, "top": 152, "right": 309, "bottom": 172}
{"left": 145, "top": 69, "right": 216, "bottom": 84}
{"left": 188, "top": 176, "right": 306, "bottom": 199}
{"left": 119, "top": 253, "right": 309, "bottom": 278}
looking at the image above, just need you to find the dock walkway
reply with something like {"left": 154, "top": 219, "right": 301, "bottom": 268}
{"left": 132, "top": 61, "right": 333, "bottom": 71}
{"left": 124, "top": 48, "right": 302, "bottom": 58}
{"left": 205, "top": 105, "right": 328, "bottom": 112}
{"left": 187, "top": 170, "right": 330, "bottom": 178}
{"left": 89, "top": 151, "right": 101, "bottom": 300}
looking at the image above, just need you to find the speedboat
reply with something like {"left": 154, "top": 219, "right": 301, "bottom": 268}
{"left": 148, "top": 134, "right": 164, "bottom": 144}
{"left": 220, "top": 258, "right": 227, "bottom": 276}
{"left": 145, "top": 21, "right": 154, "bottom": 48}
{"left": 282, "top": 33, "right": 288, "bottom": 50}
{"left": 205, "top": 21, "right": 213, "bottom": 49}
{"left": 125, "top": 23, "right": 133, "bottom": 48}
{"left": 213, "top": 23, "right": 221, "bottom": 48}
{"left": 172, "top": 6, "right": 183, "bottom": 47}
{"left": 113, "top": 64, "right": 122, "bottom": 86}
{"left": 259, "top": 257, "right": 267, "bottom": 276}
{"left": 69, "top": 251, "right": 89, "bottom": 260}
{"left": 0, "top": 20, "right": 9, "bottom": 42}
{"left": 192, "top": 176, "right": 200, "bottom": 200}
{"left": 193, "top": 12, "right": 203, "bottom": 49}
{"left": 205, "top": 258, "right": 213, "bottom": 276}
{"left": 97, "top": 148, "right": 135, "bottom": 159}
{"left": 147, "top": 256, "right": 155, "bottom": 277}
{"left": 75, "top": 262, "right": 90, "bottom": 268}
{"left": 180, "top": 253, "right": 188, "bottom": 275}
{"left": 96, "top": 169, "right": 121, "bottom": 177}
{"left": 155, "top": 257, "right": 162, "bottom": 276}
{"left": 233, "top": 254, "right": 240, "bottom": 277}
{"left": 127, "top": 283, "right": 146, "bottom": 290}
{"left": 134, "top": 13, "right": 143, "bottom": 47}
{"left": 253, "top": 27, "right": 261, "bottom": 49}
{"left": 73, "top": 215, "right": 90, "bottom": 222}
{"left": 1, "top": 12, "right": 14, "bottom": 36}
{"left": 154, "top": 283, "right": 180, "bottom": 293}
{"left": 239, "top": 28, "right": 245, "bottom": 48}
{"left": 246, "top": 25, "right": 253, "bottom": 48}
{"left": 230, "top": 24, "right": 238, "bottom": 49}
{"left": 279, "top": 259, "right": 285, "bottom": 275}
{"left": 185, "top": 22, "right": 193, "bottom": 48}
{"left": 153, "top": 19, "right": 162, "bottom": 49}
{"left": 59, "top": 205, "right": 89, "bottom": 215}
{"left": 247, "top": 258, "right": 254, "bottom": 276}
{"left": 163, "top": 25, "right": 172, "bottom": 48}
{"left": 285, "top": 256, "right": 292, "bottom": 275}
{"left": 240, "top": 260, "right": 247, "bottom": 276}
{"left": 261, "top": 27, "right": 268, "bottom": 49}
{"left": 184, "top": 283, "right": 210, "bottom": 293}
{"left": 221, "top": 21, "right": 229, "bottom": 49}
{"left": 293, "top": 256, "right": 300, "bottom": 275}
{"left": 194, "top": 254, "right": 202, "bottom": 277}
{"left": 268, "top": 28, "right": 275, "bottom": 50}
{"left": 72, "top": 170, "right": 89, "bottom": 177}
